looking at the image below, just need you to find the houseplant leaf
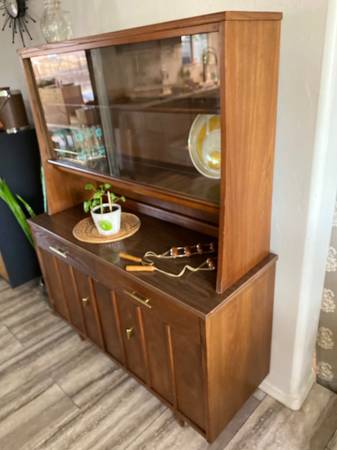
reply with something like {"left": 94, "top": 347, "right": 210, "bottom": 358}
{"left": 0, "top": 178, "right": 34, "bottom": 247}
{"left": 17, "top": 194, "right": 36, "bottom": 218}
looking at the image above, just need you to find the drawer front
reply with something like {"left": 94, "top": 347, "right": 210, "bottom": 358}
{"left": 31, "top": 224, "right": 96, "bottom": 276}
{"left": 121, "top": 284, "right": 200, "bottom": 344}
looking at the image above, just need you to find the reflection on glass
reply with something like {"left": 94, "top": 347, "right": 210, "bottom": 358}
{"left": 32, "top": 32, "right": 221, "bottom": 205}
{"left": 32, "top": 51, "right": 108, "bottom": 173}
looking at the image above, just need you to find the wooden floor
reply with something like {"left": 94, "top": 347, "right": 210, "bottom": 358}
{"left": 1, "top": 278, "right": 337, "bottom": 450}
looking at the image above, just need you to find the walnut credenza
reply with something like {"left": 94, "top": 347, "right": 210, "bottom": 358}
{"left": 30, "top": 207, "right": 276, "bottom": 442}
{"left": 22, "top": 10, "right": 282, "bottom": 442}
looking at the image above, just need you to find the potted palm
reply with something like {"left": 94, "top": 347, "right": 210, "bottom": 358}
{"left": 83, "top": 183, "right": 125, "bottom": 236}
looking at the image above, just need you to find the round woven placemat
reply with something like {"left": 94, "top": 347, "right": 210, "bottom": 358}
{"left": 73, "top": 213, "right": 141, "bottom": 244}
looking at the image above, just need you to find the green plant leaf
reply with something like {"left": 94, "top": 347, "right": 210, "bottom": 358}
{"left": 0, "top": 178, "right": 34, "bottom": 247}
{"left": 83, "top": 200, "right": 90, "bottom": 213}
{"left": 17, "top": 195, "right": 36, "bottom": 218}
{"left": 84, "top": 183, "right": 95, "bottom": 191}
{"left": 104, "top": 183, "right": 112, "bottom": 190}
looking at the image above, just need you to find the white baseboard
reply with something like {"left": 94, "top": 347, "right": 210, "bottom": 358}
{"left": 259, "top": 370, "right": 316, "bottom": 410}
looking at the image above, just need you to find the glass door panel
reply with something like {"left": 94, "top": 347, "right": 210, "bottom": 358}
{"left": 31, "top": 31, "right": 221, "bottom": 205}
{"left": 31, "top": 51, "right": 110, "bottom": 173}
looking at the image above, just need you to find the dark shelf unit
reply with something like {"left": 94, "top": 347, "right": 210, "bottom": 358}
{"left": 0, "top": 129, "right": 44, "bottom": 287}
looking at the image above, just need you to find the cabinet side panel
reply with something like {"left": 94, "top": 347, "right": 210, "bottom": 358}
{"left": 217, "top": 20, "right": 281, "bottom": 292}
{"left": 206, "top": 262, "right": 276, "bottom": 441}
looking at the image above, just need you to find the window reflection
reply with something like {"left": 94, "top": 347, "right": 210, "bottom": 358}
{"left": 32, "top": 32, "right": 221, "bottom": 205}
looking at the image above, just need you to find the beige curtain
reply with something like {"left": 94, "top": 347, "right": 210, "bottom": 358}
{"left": 317, "top": 199, "right": 337, "bottom": 389}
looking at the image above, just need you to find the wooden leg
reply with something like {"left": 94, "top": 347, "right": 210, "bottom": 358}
{"left": 78, "top": 334, "right": 85, "bottom": 341}
{"left": 174, "top": 414, "right": 186, "bottom": 427}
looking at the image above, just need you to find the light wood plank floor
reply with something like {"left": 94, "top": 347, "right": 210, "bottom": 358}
{"left": 0, "top": 278, "right": 336, "bottom": 450}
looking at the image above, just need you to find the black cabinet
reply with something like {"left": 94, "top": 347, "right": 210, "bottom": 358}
{"left": 0, "top": 128, "right": 43, "bottom": 287}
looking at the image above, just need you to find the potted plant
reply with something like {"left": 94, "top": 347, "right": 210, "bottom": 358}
{"left": 83, "top": 183, "right": 125, "bottom": 236}
{"left": 0, "top": 178, "right": 36, "bottom": 247}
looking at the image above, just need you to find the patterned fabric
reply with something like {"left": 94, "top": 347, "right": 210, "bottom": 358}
{"left": 317, "top": 199, "right": 337, "bottom": 390}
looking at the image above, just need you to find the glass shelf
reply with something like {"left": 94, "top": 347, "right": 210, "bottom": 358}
{"left": 31, "top": 30, "right": 221, "bottom": 206}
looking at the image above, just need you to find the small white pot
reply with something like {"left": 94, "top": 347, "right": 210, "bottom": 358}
{"left": 91, "top": 203, "right": 121, "bottom": 236}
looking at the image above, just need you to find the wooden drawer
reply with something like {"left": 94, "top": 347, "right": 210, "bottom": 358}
{"left": 118, "top": 281, "right": 201, "bottom": 344}
{"left": 31, "top": 224, "right": 93, "bottom": 274}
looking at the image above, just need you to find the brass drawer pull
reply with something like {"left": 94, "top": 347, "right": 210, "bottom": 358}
{"left": 81, "top": 297, "right": 89, "bottom": 305}
{"left": 124, "top": 290, "right": 152, "bottom": 309}
{"left": 126, "top": 327, "right": 134, "bottom": 340}
{"left": 49, "top": 246, "right": 68, "bottom": 259}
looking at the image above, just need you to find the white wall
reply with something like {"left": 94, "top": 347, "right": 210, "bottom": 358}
{"left": 0, "top": 0, "right": 44, "bottom": 115}
{"left": 0, "top": 0, "right": 334, "bottom": 408}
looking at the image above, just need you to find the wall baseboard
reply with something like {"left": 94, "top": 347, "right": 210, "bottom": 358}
{"left": 259, "top": 370, "right": 316, "bottom": 410}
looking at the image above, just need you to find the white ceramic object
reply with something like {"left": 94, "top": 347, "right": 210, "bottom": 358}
{"left": 188, "top": 114, "right": 221, "bottom": 179}
{"left": 91, "top": 203, "right": 121, "bottom": 236}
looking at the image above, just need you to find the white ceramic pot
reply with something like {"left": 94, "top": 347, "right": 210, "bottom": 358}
{"left": 91, "top": 203, "right": 121, "bottom": 236}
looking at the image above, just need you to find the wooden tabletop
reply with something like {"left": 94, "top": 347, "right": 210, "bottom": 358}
{"left": 30, "top": 206, "right": 277, "bottom": 316}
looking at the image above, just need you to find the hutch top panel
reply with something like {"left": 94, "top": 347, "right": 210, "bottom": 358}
{"left": 20, "top": 11, "right": 282, "bottom": 293}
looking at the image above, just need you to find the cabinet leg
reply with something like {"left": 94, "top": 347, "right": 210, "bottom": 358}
{"left": 174, "top": 414, "right": 186, "bottom": 427}
{"left": 78, "top": 334, "right": 85, "bottom": 341}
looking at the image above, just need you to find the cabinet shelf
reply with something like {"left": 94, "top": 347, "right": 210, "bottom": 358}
{"left": 48, "top": 158, "right": 220, "bottom": 209}
{"left": 109, "top": 86, "right": 220, "bottom": 115}
{"left": 45, "top": 86, "right": 220, "bottom": 117}
{"left": 48, "top": 159, "right": 220, "bottom": 231}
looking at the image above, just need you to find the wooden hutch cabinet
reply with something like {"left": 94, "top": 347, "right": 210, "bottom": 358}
{"left": 20, "top": 11, "right": 282, "bottom": 442}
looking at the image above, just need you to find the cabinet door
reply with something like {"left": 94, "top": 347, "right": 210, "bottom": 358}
{"left": 141, "top": 311, "right": 174, "bottom": 404}
{"left": 56, "top": 259, "right": 85, "bottom": 333}
{"left": 73, "top": 270, "right": 105, "bottom": 349}
{"left": 94, "top": 281, "right": 124, "bottom": 364}
{"left": 143, "top": 309, "right": 205, "bottom": 429}
{"left": 37, "top": 247, "right": 70, "bottom": 320}
{"left": 116, "top": 290, "right": 147, "bottom": 382}
{"left": 171, "top": 329, "right": 205, "bottom": 430}
{"left": 120, "top": 287, "right": 205, "bottom": 430}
